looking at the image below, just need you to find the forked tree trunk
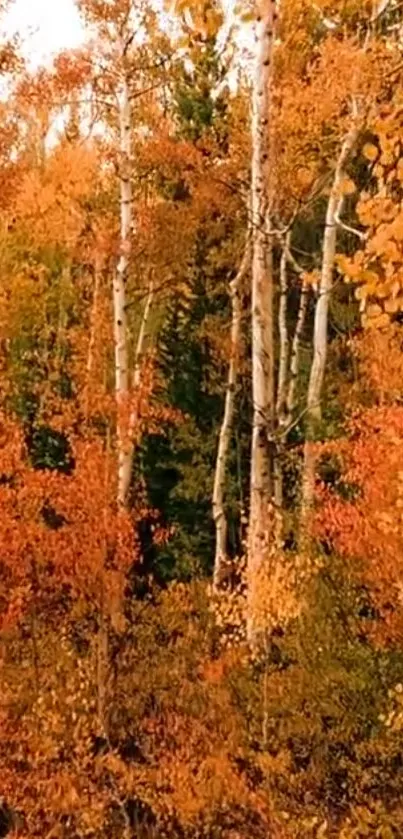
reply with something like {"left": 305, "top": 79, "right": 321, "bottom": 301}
{"left": 212, "top": 236, "right": 251, "bottom": 590}
{"left": 115, "top": 73, "right": 132, "bottom": 508}
{"left": 300, "top": 124, "right": 359, "bottom": 544}
{"left": 247, "top": 0, "right": 277, "bottom": 643}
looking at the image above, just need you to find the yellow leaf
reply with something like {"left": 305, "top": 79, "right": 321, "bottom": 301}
{"left": 368, "top": 312, "right": 391, "bottom": 329}
{"left": 302, "top": 269, "right": 320, "bottom": 288}
{"left": 381, "top": 152, "right": 394, "bottom": 166}
{"left": 366, "top": 303, "right": 383, "bottom": 318}
{"left": 384, "top": 297, "right": 399, "bottom": 314}
{"left": 361, "top": 269, "right": 380, "bottom": 286}
{"left": 355, "top": 286, "right": 371, "bottom": 302}
{"left": 340, "top": 177, "right": 356, "bottom": 196}
{"left": 362, "top": 143, "right": 378, "bottom": 162}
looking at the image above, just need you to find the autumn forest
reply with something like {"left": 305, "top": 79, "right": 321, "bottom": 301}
{"left": 2, "top": 0, "right": 403, "bottom": 835}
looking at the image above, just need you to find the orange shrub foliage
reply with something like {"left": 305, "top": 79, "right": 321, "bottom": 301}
{"left": 315, "top": 328, "right": 403, "bottom": 644}
{"left": 0, "top": 576, "right": 285, "bottom": 838}
{"left": 0, "top": 415, "right": 134, "bottom": 630}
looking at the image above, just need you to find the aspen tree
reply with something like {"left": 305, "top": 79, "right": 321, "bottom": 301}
{"left": 77, "top": 0, "right": 164, "bottom": 506}
{"left": 212, "top": 234, "right": 250, "bottom": 588}
{"left": 300, "top": 122, "right": 359, "bottom": 543}
{"left": 248, "top": 0, "right": 277, "bottom": 642}
{"left": 115, "top": 68, "right": 133, "bottom": 507}
{"left": 273, "top": 234, "right": 309, "bottom": 512}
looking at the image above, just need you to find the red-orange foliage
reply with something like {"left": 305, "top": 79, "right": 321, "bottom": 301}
{"left": 0, "top": 415, "right": 134, "bottom": 629}
{"left": 315, "top": 329, "right": 403, "bottom": 644}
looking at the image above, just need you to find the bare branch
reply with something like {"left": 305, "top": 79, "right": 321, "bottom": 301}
{"left": 334, "top": 204, "right": 367, "bottom": 241}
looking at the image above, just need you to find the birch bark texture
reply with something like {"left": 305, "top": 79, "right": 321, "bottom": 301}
{"left": 115, "top": 72, "right": 133, "bottom": 508}
{"left": 274, "top": 237, "right": 308, "bottom": 520}
{"left": 300, "top": 123, "right": 359, "bottom": 539}
{"left": 247, "top": 0, "right": 277, "bottom": 641}
{"left": 212, "top": 235, "right": 250, "bottom": 589}
{"left": 273, "top": 237, "right": 291, "bottom": 512}
{"left": 276, "top": 239, "right": 290, "bottom": 436}
{"left": 286, "top": 281, "right": 308, "bottom": 424}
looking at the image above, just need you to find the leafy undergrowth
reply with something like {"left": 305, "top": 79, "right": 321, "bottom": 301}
{"left": 2, "top": 575, "right": 403, "bottom": 839}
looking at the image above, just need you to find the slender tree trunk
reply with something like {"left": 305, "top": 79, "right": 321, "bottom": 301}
{"left": 286, "top": 283, "right": 308, "bottom": 421}
{"left": 273, "top": 239, "right": 290, "bottom": 511}
{"left": 133, "top": 274, "right": 154, "bottom": 390}
{"left": 212, "top": 236, "right": 251, "bottom": 590}
{"left": 115, "top": 74, "right": 132, "bottom": 508}
{"left": 274, "top": 236, "right": 308, "bottom": 525}
{"left": 300, "top": 124, "right": 359, "bottom": 544}
{"left": 276, "top": 240, "right": 290, "bottom": 430}
{"left": 85, "top": 259, "right": 101, "bottom": 420}
{"left": 128, "top": 273, "right": 155, "bottom": 449}
{"left": 272, "top": 233, "right": 310, "bottom": 530}
{"left": 247, "top": 0, "right": 277, "bottom": 643}
{"left": 87, "top": 262, "right": 101, "bottom": 381}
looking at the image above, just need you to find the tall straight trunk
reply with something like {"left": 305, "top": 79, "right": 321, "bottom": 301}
{"left": 247, "top": 0, "right": 277, "bottom": 642}
{"left": 133, "top": 275, "right": 154, "bottom": 390}
{"left": 128, "top": 273, "right": 155, "bottom": 449}
{"left": 276, "top": 240, "right": 290, "bottom": 432}
{"left": 115, "top": 74, "right": 132, "bottom": 508}
{"left": 300, "top": 124, "right": 359, "bottom": 542}
{"left": 273, "top": 239, "right": 290, "bottom": 512}
{"left": 85, "top": 258, "right": 102, "bottom": 420}
{"left": 212, "top": 236, "right": 251, "bottom": 590}
{"left": 274, "top": 238, "right": 308, "bottom": 522}
{"left": 286, "top": 283, "right": 308, "bottom": 421}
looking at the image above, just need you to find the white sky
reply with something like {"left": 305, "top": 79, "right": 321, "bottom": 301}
{"left": 2, "top": 0, "right": 250, "bottom": 81}
{"left": 5, "top": 0, "right": 85, "bottom": 66}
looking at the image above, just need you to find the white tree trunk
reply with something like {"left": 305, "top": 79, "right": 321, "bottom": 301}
{"left": 273, "top": 239, "right": 290, "bottom": 511}
{"left": 274, "top": 236, "right": 309, "bottom": 522}
{"left": 127, "top": 274, "right": 155, "bottom": 449}
{"left": 300, "top": 124, "right": 359, "bottom": 539}
{"left": 286, "top": 283, "right": 308, "bottom": 421}
{"left": 115, "top": 74, "right": 132, "bottom": 508}
{"left": 212, "top": 236, "right": 251, "bottom": 590}
{"left": 247, "top": 0, "right": 277, "bottom": 642}
{"left": 276, "top": 239, "right": 290, "bottom": 433}
{"left": 133, "top": 275, "right": 154, "bottom": 390}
